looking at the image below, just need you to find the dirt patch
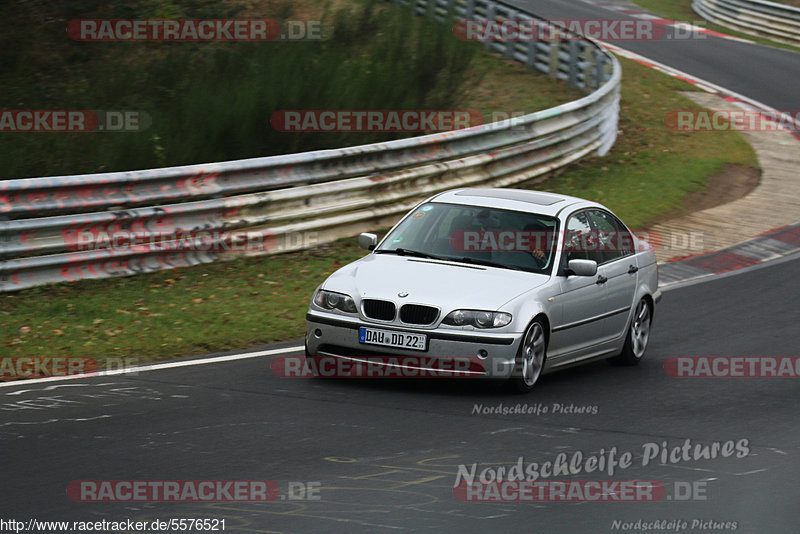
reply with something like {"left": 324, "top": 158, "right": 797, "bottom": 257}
{"left": 646, "top": 163, "right": 761, "bottom": 227}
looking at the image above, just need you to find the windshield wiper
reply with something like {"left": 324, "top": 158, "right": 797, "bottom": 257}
{"left": 376, "top": 249, "right": 526, "bottom": 271}
{"left": 446, "top": 256, "right": 525, "bottom": 271}
{"left": 374, "top": 248, "right": 446, "bottom": 260}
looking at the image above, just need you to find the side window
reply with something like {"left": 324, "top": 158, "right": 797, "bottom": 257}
{"left": 563, "top": 211, "right": 596, "bottom": 264}
{"left": 588, "top": 209, "right": 633, "bottom": 264}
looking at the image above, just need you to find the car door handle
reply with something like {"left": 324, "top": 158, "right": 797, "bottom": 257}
{"left": 627, "top": 265, "right": 639, "bottom": 274}
{"left": 596, "top": 275, "right": 608, "bottom": 285}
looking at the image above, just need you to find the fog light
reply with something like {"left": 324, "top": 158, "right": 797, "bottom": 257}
{"left": 477, "top": 349, "right": 488, "bottom": 359}
{"left": 314, "top": 329, "right": 322, "bottom": 338}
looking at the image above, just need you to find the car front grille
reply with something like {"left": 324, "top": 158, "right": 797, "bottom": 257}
{"left": 362, "top": 299, "right": 396, "bottom": 321}
{"left": 399, "top": 304, "right": 439, "bottom": 325}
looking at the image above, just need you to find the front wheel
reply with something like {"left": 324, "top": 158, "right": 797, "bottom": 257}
{"left": 611, "top": 298, "right": 651, "bottom": 365}
{"left": 510, "top": 318, "right": 547, "bottom": 393}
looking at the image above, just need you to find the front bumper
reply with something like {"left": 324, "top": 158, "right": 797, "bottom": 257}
{"left": 305, "top": 311, "right": 523, "bottom": 379}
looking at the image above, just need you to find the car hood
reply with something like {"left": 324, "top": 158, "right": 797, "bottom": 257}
{"left": 323, "top": 254, "right": 549, "bottom": 310}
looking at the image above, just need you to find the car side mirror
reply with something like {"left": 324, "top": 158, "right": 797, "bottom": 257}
{"left": 567, "top": 259, "right": 597, "bottom": 277}
{"left": 358, "top": 233, "right": 378, "bottom": 251}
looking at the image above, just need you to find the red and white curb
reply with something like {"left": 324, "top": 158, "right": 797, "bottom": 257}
{"left": 658, "top": 223, "right": 800, "bottom": 287}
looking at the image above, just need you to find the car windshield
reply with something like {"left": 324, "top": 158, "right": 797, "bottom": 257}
{"left": 375, "top": 202, "right": 559, "bottom": 274}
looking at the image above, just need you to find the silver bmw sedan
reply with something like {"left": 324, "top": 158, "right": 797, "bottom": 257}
{"left": 305, "top": 188, "right": 661, "bottom": 392}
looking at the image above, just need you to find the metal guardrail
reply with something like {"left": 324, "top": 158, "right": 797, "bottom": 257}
{"left": 0, "top": 0, "right": 621, "bottom": 292}
{"left": 693, "top": 0, "right": 800, "bottom": 46}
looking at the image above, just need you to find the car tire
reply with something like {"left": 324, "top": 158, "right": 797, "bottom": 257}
{"left": 510, "top": 318, "right": 547, "bottom": 393}
{"left": 610, "top": 298, "right": 651, "bottom": 366}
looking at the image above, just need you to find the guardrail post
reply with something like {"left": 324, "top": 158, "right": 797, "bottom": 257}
{"left": 443, "top": 0, "right": 455, "bottom": 20}
{"left": 595, "top": 53, "right": 607, "bottom": 87}
{"left": 484, "top": 3, "right": 496, "bottom": 50}
{"left": 568, "top": 40, "right": 579, "bottom": 87}
{"left": 465, "top": 0, "right": 476, "bottom": 18}
{"left": 525, "top": 41, "right": 537, "bottom": 70}
{"left": 0, "top": 216, "right": 8, "bottom": 261}
{"left": 505, "top": 11, "right": 519, "bottom": 58}
{"left": 547, "top": 39, "right": 560, "bottom": 78}
{"left": 582, "top": 45, "right": 595, "bottom": 90}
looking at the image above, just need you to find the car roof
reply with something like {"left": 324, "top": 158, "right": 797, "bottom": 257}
{"left": 428, "top": 188, "right": 601, "bottom": 217}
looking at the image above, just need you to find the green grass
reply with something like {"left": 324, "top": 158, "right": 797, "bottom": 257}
{"left": 1, "top": 241, "right": 366, "bottom": 365}
{"left": 0, "top": 0, "right": 481, "bottom": 179}
{"left": 0, "top": 0, "right": 586, "bottom": 182}
{"left": 460, "top": 52, "right": 585, "bottom": 119}
{"left": 632, "top": 0, "right": 800, "bottom": 53}
{"left": 0, "top": 3, "right": 760, "bottom": 371}
{"left": 520, "top": 55, "right": 758, "bottom": 230}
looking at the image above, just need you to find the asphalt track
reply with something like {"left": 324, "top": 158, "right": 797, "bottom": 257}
{"left": 2, "top": 2, "right": 799, "bottom": 533}
{"left": 510, "top": 0, "right": 800, "bottom": 110}
{"left": 2, "top": 253, "right": 799, "bottom": 532}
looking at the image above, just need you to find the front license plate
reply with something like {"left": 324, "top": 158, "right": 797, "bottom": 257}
{"left": 359, "top": 327, "right": 427, "bottom": 351}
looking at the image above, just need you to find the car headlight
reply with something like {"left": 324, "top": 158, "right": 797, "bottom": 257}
{"left": 442, "top": 309, "right": 512, "bottom": 328}
{"left": 313, "top": 290, "right": 357, "bottom": 313}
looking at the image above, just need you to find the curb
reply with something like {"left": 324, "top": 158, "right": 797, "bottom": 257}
{"left": 590, "top": 42, "right": 800, "bottom": 288}
{"left": 659, "top": 221, "right": 800, "bottom": 287}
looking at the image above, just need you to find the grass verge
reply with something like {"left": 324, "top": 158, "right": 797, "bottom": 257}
{"left": 0, "top": 0, "right": 501, "bottom": 179}
{"left": 1, "top": 241, "right": 366, "bottom": 365}
{"left": 519, "top": 55, "right": 758, "bottom": 230}
{"left": 0, "top": 10, "right": 759, "bottom": 371}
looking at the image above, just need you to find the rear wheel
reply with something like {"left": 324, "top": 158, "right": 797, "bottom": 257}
{"left": 510, "top": 318, "right": 547, "bottom": 393}
{"left": 611, "top": 298, "right": 651, "bottom": 365}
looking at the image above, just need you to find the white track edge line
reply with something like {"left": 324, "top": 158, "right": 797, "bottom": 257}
{"left": 0, "top": 345, "right": 305, "bottom": 389}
